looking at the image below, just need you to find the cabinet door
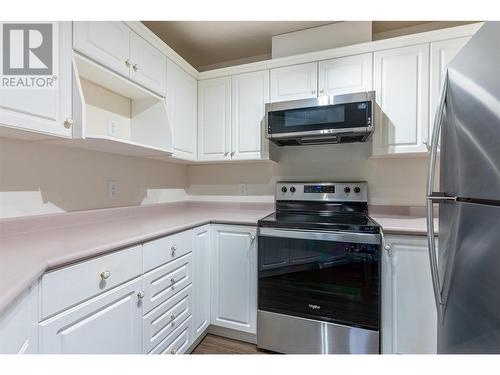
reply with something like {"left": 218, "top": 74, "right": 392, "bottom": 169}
{"left": 231, "top": 70, "right": 269, "bottom": 160}
{"left": 0, "top": 284, "right": 38, "bottom": 354}
{"left": 129, "top": 33, "right": 167, "bottom": 96}
{"left": 373, "top": 44, "right": 430, "bottom": 155}
{"left": 382, "top": 235, "right": 437, "bottom": 354}
{"left": 211, "top": 225, "right": 257, "bottom": 334}
{"left": 39, "top": 278, "right": 143, "bottom": 354}
{"left": 193, "top": 225, "right": 211, "bottom": 340}
{"left": 167, "top": 59, "right": 197, "bottom": 160}
{"left": 73, "top": 21, "right": 130, "bottom": 77}
{"left": 318, "top": 53, "right": 373, "bottom": 96}
{"left": 197, "top": 77, "right": 231, "bottom": 161}
{"left": 429, "top": 37, "right": 470, "bottom": 136}
{"left": 270, "top": 62, "right": 318, "bottom": 102}
{"left": 0, "top": 22, "right": 72, "bottom": 138}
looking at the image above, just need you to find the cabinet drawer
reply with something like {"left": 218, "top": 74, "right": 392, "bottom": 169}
{"left": 143, "top": 230, "right": 192, "bottom": 272}
{"left": 149, "top": 316, "right": 192, "bottom": 354}
{"left": 41, "top": 245, "right": 142, "bottom": 319}
{"left": 143, "top": 285, "right": 192, "bottom": 353}
{"left": 142, "top": 253, "right": 192, "bottom": 313}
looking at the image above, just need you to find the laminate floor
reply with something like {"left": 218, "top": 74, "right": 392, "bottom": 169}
{"left": 192, "top": 334, "right": 269, "bottom": 354}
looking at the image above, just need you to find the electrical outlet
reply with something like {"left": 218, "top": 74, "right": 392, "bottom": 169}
{"left": 239, "top": 183, "right": 247, "bottom": 196}
{"left": 108, "top": 180, "right": 119, "bottom": 199}
{"left": 108, "top": 119, "right": 118, "bottom": 137}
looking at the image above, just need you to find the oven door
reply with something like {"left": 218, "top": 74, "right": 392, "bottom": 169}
{"left": 257, "top": 228, "right": 380, "bottom": 331}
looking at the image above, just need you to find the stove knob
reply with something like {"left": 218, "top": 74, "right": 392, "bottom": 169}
{"left": 344, "top": 187, "right": 351, "bottom": 194}
{"left": 290, "top": 186, "right": 296, "bottom": 193}
{"left": 281, "top": 186, "right": 287, "bottom": 193}
{"left": 354, "top": 186, "right": 361, "bottom": 193}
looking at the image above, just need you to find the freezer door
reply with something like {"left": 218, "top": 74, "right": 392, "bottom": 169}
{"left": 440, "top": 22, "right": 500, "bottom": 200}
{"left": 438, "top": 201, "right": 500, "bottom": 353}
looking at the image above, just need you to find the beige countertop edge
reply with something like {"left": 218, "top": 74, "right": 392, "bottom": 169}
{"left": 0, "top": 209, "right": 433, "bottom": 317}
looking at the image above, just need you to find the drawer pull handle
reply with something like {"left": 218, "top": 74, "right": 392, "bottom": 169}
{"left": 132, "top": 64, "right": 139, "bottom": 72}
{"left": 100, "top": 270, "right": 111, "bottom": 280}
{"left": 171, "top": 348, "right": 177, "bottom": 354}
{"left": 137, "top": 291, "right": 145, "bottom": 299}
{"left": 171, "top": 245, "right": 177, "bottom": 257}
{"left": 171, "top": 277, "right": 176, "bottom": 284}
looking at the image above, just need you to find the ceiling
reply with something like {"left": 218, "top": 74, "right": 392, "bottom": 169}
{"left": 143, "top": 21, "right": 474, "bottom": 71}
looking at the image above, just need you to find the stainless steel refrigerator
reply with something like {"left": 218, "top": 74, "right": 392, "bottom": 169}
{"left": 427, "top": 21, "right": 500, "bottom": 354}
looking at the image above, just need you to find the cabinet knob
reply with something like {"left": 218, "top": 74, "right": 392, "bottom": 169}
{"left": 171, "top": 313, "right": 176, "bottom": 321}
{"left": 230, "top": 151, "right": 235, "bottom": 157}
{"left": 250, "top": 234, "right": 256, "bottom": 243}
{"left": 423, "top": 141, "right": 431, "bottom": 151}
{"left": 319, "top": 89, "right": 324, "bottom": 94}
{"left": 100, "top": 270, "right": 111, "bottom": 280}
{"left": 384, "top": 244, "right": 392, "bottom": 251}
{"left": 132, "top": 64, "right": 139, "bottom": 72}
{"left": 311, "top": 90, "right": 316, "bottom": 95}
{"left": 64, "top": 118, "right": 73, "bottom": 129}
{"left": 171, "top": 277, "right": 176, "bottom": 284}
{"left": 171, "top": 245, "right": 176, "bottom": 257}
{"left": 171, "top": 348, "right": 177, "bottom": 354}
{"left": 125, "top": 59, "right": 131, "bottom": 67}
{"left": 224, "top": 152, "right": 229, "bottom": 157}
{"left": 137, "top": 291, "right": 145, "bottom": 299}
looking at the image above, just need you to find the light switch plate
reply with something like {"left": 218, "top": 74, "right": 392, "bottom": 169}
{"left": 108, "top": 180, "right": 119, "bottom": 199}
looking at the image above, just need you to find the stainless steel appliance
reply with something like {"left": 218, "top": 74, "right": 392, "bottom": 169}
{"left": 257, "top": 182, "right": 381, "bottom": 354}
{"left": 427, "top": 22, "right": 500, "bottom": 353}
{"left": 265, "top": 91, "right": 375, "bottom": 146}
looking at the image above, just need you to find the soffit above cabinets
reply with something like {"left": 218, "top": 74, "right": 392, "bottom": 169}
{"left": 142, "top": 21, "right": 477, "bottom": 72}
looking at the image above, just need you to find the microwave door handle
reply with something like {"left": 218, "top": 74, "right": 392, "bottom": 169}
{"left": 426, "top": 71, "right": 448, "bottom": 320}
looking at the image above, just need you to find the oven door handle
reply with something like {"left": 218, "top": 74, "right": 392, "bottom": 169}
{"left": 257, "top": 227, "right": 381, "bottom": 245}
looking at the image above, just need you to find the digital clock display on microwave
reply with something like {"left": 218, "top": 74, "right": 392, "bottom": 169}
{"left": 304, "top": 185, "right": 335, "bottom": 194}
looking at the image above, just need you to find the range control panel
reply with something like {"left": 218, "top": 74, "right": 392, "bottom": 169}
{"left": 276, "top": 182, "right": 368, "bottom": 202}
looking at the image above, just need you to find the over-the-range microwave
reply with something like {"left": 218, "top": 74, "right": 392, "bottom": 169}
{"left": 265, "top": 91, "right": 375, "bottom": 146}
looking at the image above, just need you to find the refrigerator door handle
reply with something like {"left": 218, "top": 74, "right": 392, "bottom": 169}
{"left": 426, "top": 72, "right": 449, "bottom": 320}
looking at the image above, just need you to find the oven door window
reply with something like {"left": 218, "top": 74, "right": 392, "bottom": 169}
{"left": 258, "top": 235, "right": 379, "bottom": 330}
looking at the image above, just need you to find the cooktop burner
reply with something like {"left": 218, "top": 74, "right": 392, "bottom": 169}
{"left": 258, "top": 181, "right": 380, "bottom": 234}
{"left": 258, "top": 212, "right": 380, "bottom": 233}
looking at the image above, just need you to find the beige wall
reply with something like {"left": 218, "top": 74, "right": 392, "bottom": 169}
{"left": 0, "top": 138, "right": 430, "bottom": 219}
{"left": 187, "top": 142, "right": 430, "bottom": 206}
{"left": 0, "top": 138, "right": 188, "bottom": 218}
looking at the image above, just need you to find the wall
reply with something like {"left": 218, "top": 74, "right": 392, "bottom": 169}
{"left": 0, "top": 138, "right": 188, "bottom": 218}
{"left": 187, "top": 142, "right": 430, "bottom": 206}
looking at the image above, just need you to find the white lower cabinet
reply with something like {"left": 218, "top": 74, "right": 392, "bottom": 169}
{"left": 0, "top": 284, "right": 38, "bottom": 354}
{"left": 143, "top": 285, "right": 192, "bottom": 353}
{"left": 210, "top": 225, "right": 257, "bottom": 334}
{"left": 193, "top": 225, "right": 211, "bottom": 340}
{"left": 148, "top": 316, "right": 192, "bottom": 354}
{"left": 39, "top": 277, "right": 143, "bottom": 354}
{"left": 382, "top": 235, "right": 437, "bottom": 354}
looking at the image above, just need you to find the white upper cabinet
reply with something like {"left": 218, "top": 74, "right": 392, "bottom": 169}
{"left": 193, "top": 225, "right": 211, "bottom": 340}
{"left": 318, "top": 53, "right": 373, "bottom": 96}
{"left": 373, "top": 44, "right": 430, "bottom": 155}
{"left": 74, "top": 21, "right": 166, "bottom": 96}
{"left": 197, "top": 77, "right": 231, "bottom": 161}
{"left": 167, "top": 59, "right": 197, "bottom": 160}
{"left": 429, "top": 37, "right": 470, "bottom": 135}
{"left": 210, "top": 225, "right": 257, "bottom": 334}
{"left": 0, "top": 22, "right": 73, "bottom": 138}
{"left": 231, "top": 70, "right": 269, "bottom": 160}
{"left": 39, "top": 278, "right": 143, "bottom": 354}
{"left": 129, "top": 33, "right": 167, "bottom": 96}
{"left": 270, "top": 62, "right": 318, "bottom": 102}
{"left": 382, "top": 235, "right": 437, "bottom": 354}
{"left": 73, "top": 21, "right": 131, "bottom": 77}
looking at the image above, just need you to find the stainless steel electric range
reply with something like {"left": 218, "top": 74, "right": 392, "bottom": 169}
{"left": 256, "top": 182, "right": 381, "bottom": 354}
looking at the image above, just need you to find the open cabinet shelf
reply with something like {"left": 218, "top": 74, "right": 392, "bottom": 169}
{"left": 48, "top": 53, "right": 173, "bottom": 158}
